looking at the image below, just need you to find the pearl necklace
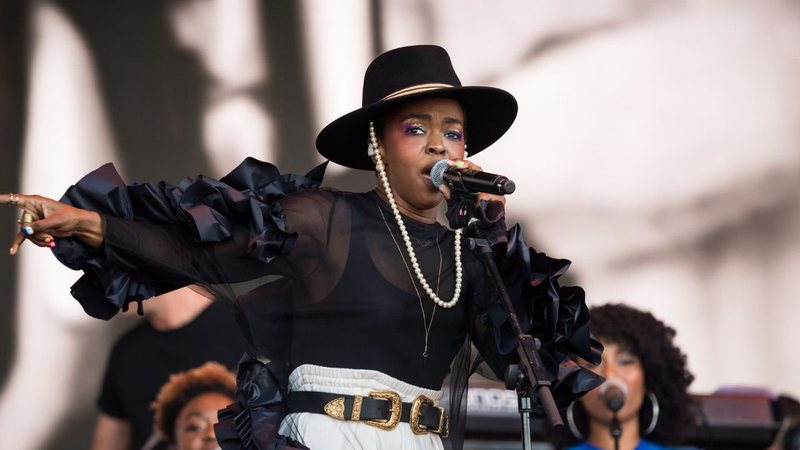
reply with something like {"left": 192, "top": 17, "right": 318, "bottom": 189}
{"left": 369, "top": 121, "right": 463, "bottom": 308}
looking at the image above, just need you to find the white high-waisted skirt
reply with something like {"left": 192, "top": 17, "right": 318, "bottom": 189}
{"left": 278, "top": 364, "right": 445, "bottom": 450}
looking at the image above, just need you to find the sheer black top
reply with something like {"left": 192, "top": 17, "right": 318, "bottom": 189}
{"left": 53, "top": 158, "right": 600, "bottom": 393}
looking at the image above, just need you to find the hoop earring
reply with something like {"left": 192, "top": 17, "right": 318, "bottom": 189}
{"left": 643, "top": 391, "right": 660, "bottom": 435}
{"left": 566, "top": 401, "right": 585, "bottom": 440}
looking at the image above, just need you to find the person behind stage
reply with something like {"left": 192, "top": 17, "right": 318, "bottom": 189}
{"left": 147, "top": 361, "right": 236, "bottom": 450}
{"left": 92, "top": 287, "right": 246, "bottom": 450}
{"left": 2, "top": 45, "right": 603, "bottom": 449}
{"left": 564, "top": 303, "right": 697, "bottom": 450}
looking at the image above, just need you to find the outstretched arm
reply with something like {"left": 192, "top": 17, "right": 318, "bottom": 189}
{"left": 3, "top": 159, "right": 327, "bottom": 318}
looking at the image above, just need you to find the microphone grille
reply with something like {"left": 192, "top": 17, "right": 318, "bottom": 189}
{"left": 430, "top": 159, "right": 449, "bottom": 188}
{"left": 600, "top": 377, "right": 628, "bottom": 413}
{"left": 600, "top": 377, "right": 629, "bottom": 398}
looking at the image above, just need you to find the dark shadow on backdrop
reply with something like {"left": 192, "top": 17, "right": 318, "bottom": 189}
{"left": 260, "top": 1, "right": 313, "bottom": 173}
{"left": 55, "top": 0, "right": 210, "bottom": 182}
{"left": 260, "top": 0, "right": 376, "bottom": 194}
{"left": 55, "top": 0, "right": 374, "bottom": 191}
{"left": 34, "top": 1, "right": 216, "bottom": 448}
{"left": 0, "top": 0, "right": 29, "bottom": 390}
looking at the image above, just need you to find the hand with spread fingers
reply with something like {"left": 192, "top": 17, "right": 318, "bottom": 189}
{"left": 1, "top": 193, "right": 104, "bottom": 255}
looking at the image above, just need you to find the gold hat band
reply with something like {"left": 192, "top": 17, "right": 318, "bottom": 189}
{"left": 380, "top": 83, "right": 455, "bottom": 101}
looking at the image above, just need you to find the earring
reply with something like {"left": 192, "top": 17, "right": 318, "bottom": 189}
{"left": 566, "top": 401, "right": 585, "bottom": 440}
{"left": 643, "top": 391, "right": 660, "bottom": 435}
{"left": 367, "top": 142, "right": 376, "bottom": 157}
{"left": 463, "top": 144, "right": 468, "bottom": 159}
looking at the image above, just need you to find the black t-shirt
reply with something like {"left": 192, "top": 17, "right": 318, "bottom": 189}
{"left": 98, "top": 301, "right": 246, "bottom": 450}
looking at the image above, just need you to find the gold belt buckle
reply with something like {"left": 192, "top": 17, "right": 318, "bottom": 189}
{"left": 409, "top": 395, "right": 449, "bottom": 436}
{"left": 364, "top": 390, "right": 402, "bottom": 430}
{"left": 323, "top": 395, "right": 363, "bottom": 421}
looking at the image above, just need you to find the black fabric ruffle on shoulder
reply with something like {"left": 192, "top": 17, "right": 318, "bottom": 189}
{"left": 52, "top": 158, "right": 326, "bottom": 319}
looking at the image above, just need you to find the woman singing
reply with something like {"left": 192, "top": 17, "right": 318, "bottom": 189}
{"left": 565, "top": 304, "right": 697, "bottom": 450}
{"left": 3, "top": 45, "right": 602, "bottom": 449}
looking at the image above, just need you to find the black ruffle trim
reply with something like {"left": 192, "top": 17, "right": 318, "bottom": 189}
{"left": 215, "top": 356, "right": 308, "bottom": 450}
{"left": 52, "top": 158, "right": 326, "bottom": 319}
{"left": 484, "top": 224, "right": 604, "bottom": 409}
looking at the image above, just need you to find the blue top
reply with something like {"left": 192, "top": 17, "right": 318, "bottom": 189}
{"left": 567, "top": 440, "right": 681, "bottom": 450}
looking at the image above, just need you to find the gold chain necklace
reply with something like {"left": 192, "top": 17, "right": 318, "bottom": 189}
{"left": 376, "top": 200, "right": 442, "bottom": 367}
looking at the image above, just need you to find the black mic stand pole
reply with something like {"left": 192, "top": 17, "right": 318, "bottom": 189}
{"left": 610, "top": 412, "right": 622, "bottom": 450}
{"left": 464, "top": 219, "right": 563, "bottom": 450}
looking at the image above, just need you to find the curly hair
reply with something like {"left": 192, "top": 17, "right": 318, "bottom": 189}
{"left": 151, "top": 361, "right": 236, "bottom": 444}
{"left": 585, "top": 303, "right": 696, "bottom": 443}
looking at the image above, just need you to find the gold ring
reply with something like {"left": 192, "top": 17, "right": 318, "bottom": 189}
{"left": 18, "top": 212, "right": 35, "bottom": 225}
{"left": 9, "top": 193, "right": 19, "bottom": 206}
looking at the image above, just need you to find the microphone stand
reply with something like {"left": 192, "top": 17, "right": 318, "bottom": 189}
{"left": 610, "top": 412, "right": 622, "bottom": 450}
{"left": 465, "top": 219, "right": 563, "bottom": 450}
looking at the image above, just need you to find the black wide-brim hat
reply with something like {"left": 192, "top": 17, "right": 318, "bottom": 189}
{"left": 316, "top": 45, "right": 518, "bottom": 170}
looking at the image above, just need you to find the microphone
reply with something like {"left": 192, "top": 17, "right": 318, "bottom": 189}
{"left": 429, "top": 159, "right": 516, "bottom": 195}
{"left": 600, "top": 377, "right": 628, "bottom": 413}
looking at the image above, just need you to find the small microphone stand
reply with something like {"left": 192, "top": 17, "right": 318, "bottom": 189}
{"left": 465, "top": 219, "right": 563, "bottom": 450}
{"left": 610, "top": 412, "right": 622, "bottom": 450}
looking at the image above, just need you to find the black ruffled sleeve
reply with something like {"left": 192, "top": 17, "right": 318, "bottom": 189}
{"left": 497, "top": 225, "right": 603, "bottom": 403}
{"left": 52, "top": 158, "right": 326, "bottom": 319}
{"left": 465, "top": 209, "right": 604, "bottom": 410}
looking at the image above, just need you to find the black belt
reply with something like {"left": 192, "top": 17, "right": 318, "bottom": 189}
{"left": 286, "top": 390, "right": 449, "bottom": 436}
